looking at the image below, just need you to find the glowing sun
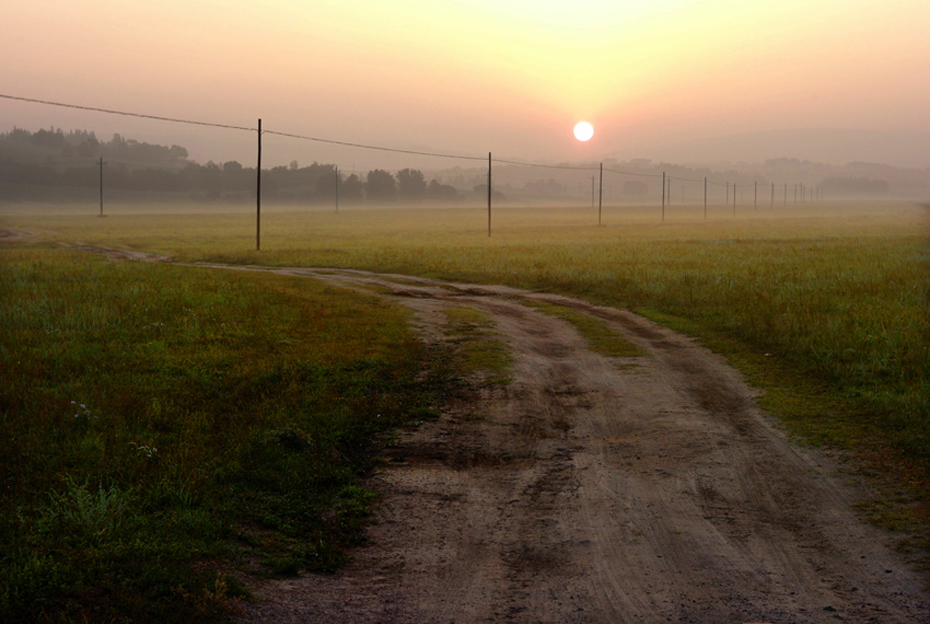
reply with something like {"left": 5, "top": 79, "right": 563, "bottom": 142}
{"left": 573, "top": 121, "right": 594, "bottom": 142}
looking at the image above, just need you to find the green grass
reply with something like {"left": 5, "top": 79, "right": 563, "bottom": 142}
{"left": 3, "top": 200, "right": 929, "bottom": 550}
{"left": 441, "top": 307, "right": 512, "bottom": 385}
{"left": 523, "top": 300, "right": 645, "bottom": 358}
{"left": 0, "top": 248, "right": 436, "bottom": 623}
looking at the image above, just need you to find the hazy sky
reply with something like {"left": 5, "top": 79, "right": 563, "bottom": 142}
{"left": 3, "top": 0, "right": 929, "bottom": 167}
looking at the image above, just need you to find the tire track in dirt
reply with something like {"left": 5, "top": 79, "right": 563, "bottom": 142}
{"left": 214, "top": 267, "right": 930, "bottom": 624}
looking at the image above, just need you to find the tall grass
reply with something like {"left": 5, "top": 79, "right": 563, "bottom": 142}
{"left": 0, "top": 248, "right": 433, "bottom": 623}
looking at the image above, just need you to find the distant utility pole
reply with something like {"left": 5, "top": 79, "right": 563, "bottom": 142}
{"left": 256, "top": 118, "right": 262, "bottom": 252}
{"left": 661, "top": 171, "right": 666, "bottom": 222}
{"left": 334, "top": 166, "right": 339, "bottom": 213}
{"left": 598, "top": 163, "right": 603, "bottom": 226}
{"left": 703, "top": 177, "right": 707, "bottom": 219}
{"left": 98, "top": 156, "right": 106, "bottom": 217}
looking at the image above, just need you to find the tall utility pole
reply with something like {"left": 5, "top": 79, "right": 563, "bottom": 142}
{"left": 661, "top": 172, "right": 666, "bottom": 222}
{"left": 487, "top": 152, "right": 492, "bottom": 237}
{"left": 598, "top": 163, "right": 603, "bottom": 226}
{"left": 98, "top": 156, "right": 105, "bottom": 217}
{"left": 256, "top": 119, "right": 262, "bottom": 252}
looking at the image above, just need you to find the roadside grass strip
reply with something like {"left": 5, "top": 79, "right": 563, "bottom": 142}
{"left": 523, "top": 300, "right": 645, "bottom": 359}
{"left": 441, "top": 307, "right": 512, "bottom": 386}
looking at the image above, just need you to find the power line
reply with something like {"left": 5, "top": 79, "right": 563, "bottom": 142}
{"left": 0, "top": 93, "right": 255, "bottom": 132}
{"left": 262, "top": 130, "right": 485, "bottom": 162}
{"left": 604, "top": 167, "right": 664, "bottom": 179}
{"left": 495, "top": 158, "right": 598, "bottom": 172}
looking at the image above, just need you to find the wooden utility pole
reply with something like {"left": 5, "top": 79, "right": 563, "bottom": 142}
{"left": 487, "top": 152, "right": 492, "bottom": 237}
{"left": 98, "top": 156, "right": 105, "bottom": 217}
{"left": 661, "top": 171, "right": 666, "bottom": 222}
{"left": 256, "top": 119, "right": 262, "bottom": 252}
{"left": 598, "top": 163, "right": 603, "bottom": 226}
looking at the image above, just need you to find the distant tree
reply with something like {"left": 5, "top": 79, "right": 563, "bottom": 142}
{"left": 342, "top": 173, "right": 363, "bottom": 200}
{"left": 396, "top": 168, "right": 427, "bottom": 200}
{"left": 428, "top": 179, "right": 458, "bottom": 200}
{"left": 366, "top": 169, "right": 396, "bottom": 201}
{"left": 76, "top": 138, "right": 99, "bottom": 157}
{"left": 473, "top": 184, "right": 504, "bottom": 201}
{"left": 290, "top": 160, "right": 299, "bottom": 171}
{"left": 316, "top": 166, "right": 339, "bottom": 197}
{"left": 200, "top": 161, "right": 222, "bottom": 200}
{"left": 30, "top": 128, "right": 67, "bottom": 148}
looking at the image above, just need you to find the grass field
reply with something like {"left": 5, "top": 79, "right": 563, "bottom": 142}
{"left": 0, "top": 247, "right": 443, "bottom": 622}
{"left": 2, "top": 199, "right": 928, "bottom": 618}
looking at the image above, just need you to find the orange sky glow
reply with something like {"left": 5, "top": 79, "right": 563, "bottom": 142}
{"left": 2, "top": 0, "right": 928, "bottom": 167}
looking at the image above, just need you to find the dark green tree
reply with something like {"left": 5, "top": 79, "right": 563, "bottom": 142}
{"left": 396, "top": 168, "right": 426, "bottom": 200}
{"left": 366, "top": 169, "right": 396, "bottom": 201}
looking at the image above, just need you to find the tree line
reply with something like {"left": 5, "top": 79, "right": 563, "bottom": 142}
{"left": 0, "top": 128, "right": 460, "bottom": 202}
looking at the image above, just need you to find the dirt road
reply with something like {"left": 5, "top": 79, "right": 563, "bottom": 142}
{"left": 216, "top": 267, "right": 928, "bottom": 623}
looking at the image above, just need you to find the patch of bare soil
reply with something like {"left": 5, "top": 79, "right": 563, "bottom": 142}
{"left": 58, "top": 242, "right": 171, "bottom": 262}
{"left": 0, "top": 229, "right": 40, "bottom": 242}
{"left": 214, "top": 267, "right": 927, "bottom": 624}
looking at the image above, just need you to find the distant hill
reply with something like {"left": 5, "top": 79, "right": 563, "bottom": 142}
{"left": 620, "top": 128, "right": 930, "bottom": 170}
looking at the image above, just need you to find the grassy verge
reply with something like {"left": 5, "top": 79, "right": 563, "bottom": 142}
{"left": 523, "top": 300, "right": 645, "bottom": 358}
{"left": 441, "top": 307, "right": 512, "bottom": 386}
{"left": 0, "top": 248, "right": 436, "bottom": 623}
